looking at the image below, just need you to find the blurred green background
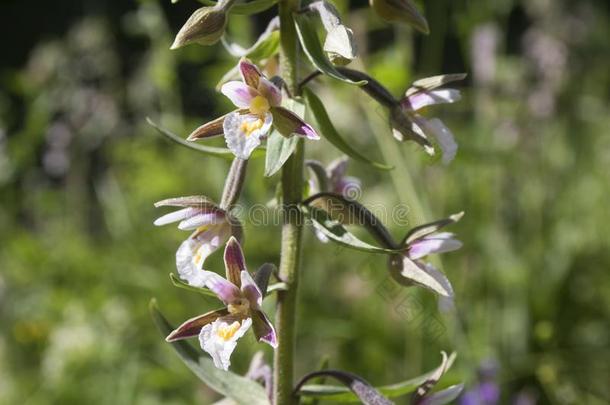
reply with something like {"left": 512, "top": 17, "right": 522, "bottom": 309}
{"left": 1, "top": 0, "right": 609, "bottom": 404}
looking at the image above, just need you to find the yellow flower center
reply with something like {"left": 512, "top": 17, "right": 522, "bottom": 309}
{"left": 227, "top": 297, "right": 250, "bottom": 316}
{"left": 216, "top": 321, "right": 241, "bottom": 341}
{"left": 249, "top": 95, "right": 270, "bottom": 115}
{"left": 239, "top": 118, "right": 265, "bottom": 137}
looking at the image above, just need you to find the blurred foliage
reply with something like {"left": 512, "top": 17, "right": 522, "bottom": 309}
{"left": 0, "top": 0, "right": 609, "bottom": 404}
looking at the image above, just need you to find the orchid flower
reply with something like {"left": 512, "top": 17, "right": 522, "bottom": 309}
{"left": 390, "top": 213, "right": 463, "bottom": 298}
{"left": 392, "top": 74, "right": 465, "bottom": 164}
{"left": 154, "top": 196, "right": 241, "bottom": 287}
{"left": 166, "top": 237, "right": 277, "bottom": 370}
{"left": 188, "top": 58, "right": 320, "bottom": 159}
{"left": 308, "top": 156, "right": 361, "bottom": 198}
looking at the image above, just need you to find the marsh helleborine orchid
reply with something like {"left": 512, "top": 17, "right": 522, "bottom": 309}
{"left": 166, "top": 237, "right": 277, "bottom": 370}
{"left": 187, "top": 58, "right": 320, "bottom": 159}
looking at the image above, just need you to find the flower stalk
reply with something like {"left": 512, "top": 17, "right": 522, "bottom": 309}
{"left": 274, "top": 0, "right": 303, "bottom": 402}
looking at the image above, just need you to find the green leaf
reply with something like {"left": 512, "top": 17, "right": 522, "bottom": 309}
{"left": 147, "top": 117, "right": 265, "bottom": 159}
{"left": 265, "top": 130, "right": 298, "bottom": 177}
{"left": 301, "top": 204, "right": 400, "bottom": 254}
{"left": 169, "top": 273, "right": 218, "bottom": 298}
{"left": 303, "top": 88, "right": 393, "bottom": 171}
{"left": 149, "top": 299, "right": 271, "bottom": 405}
{"left": 294, "top": 14, "right": 366, "bottom": 86}
{"left": 297, "top": 353, "right": 457, "bottom": 402}
{"left": 294, "top": 370, "right": 392, "bottom": 405}
{"left": 246, "top": 30, "right": 280, "bottom": 60}
{"left": 264, "top": 98, "right": 306, "bottom": 176}
{"left": 199, "top": 0, "right": 278, "bottom": 15}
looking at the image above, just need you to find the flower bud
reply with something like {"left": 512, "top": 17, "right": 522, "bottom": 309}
{"left": 171, "top": 4, "right": 230, "bottom": 49}
{"left": 369, "top": 0, "right": 429, "bottom": 34}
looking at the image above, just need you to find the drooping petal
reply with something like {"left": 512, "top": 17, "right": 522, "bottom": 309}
{"left": 178, "top": 211, "right": 226, "bottom": 231}
{"left": 224, "top": 236, "right": 246, "bottom": 287}
{"left": 154, "top": 207, "right": 200, "bottom": 227}
{"left": 408, "top": 232, "right": 462, "bottom": 260}
{"left": 239, "top": 58, "right": 263, "bottom": 88}
{"left": 200, "top": 270, "right": 242, "bottom": 304}
{"left": 270, "top": 106, "right": 320, "bottom": 140}
{"left": 199, "top": 317, "right": 252, "bottom": 370}
{"left": 223, "top": 111, "right": 273, "bottom": 159}
{"left": 257, "top": 76, "right": 282, "bottom": 107}
{"left": 402, "top": 89, "right": 461, "bottom": 111}
{"left": 186, "top": 114, "right": 227, "bottom": 141}
{"left": 251, "top": 310, "right": 278, "bottom": 348}
{"left": 166, "top": 308, "right": 229, "bottom": 342}
{"left": 240, "top": 270, "right": 262, "bottom": 309}
{"left": 176, "top": 225, "right": 230, "bottom": 286}
{"left": 221, "top": 81, "right": 260, "bottom": 108}
{"left": 421, "top": 118, "right": 458, "bottom": 164}
{"left": 389, "top": 255, "right": 454, "bottom": 297}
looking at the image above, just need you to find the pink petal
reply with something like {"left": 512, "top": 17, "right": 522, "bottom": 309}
{"left": 154, "top": 207, "right": 200, "bottom": 226}
{"left": 257, "top": 76, "right": 282, "bottom": 107}
{"left": 251, "top": 310, "right": 278, "bottom": 348}
{"left": 422, "top": 118, "right": 458, "bottom": 164}
{"left": 178, "top": 212, "right": 226, "bottom": 230}
{"left": 224, "top": 236, "right": 246, "bottom": 287}
{"left": 408, "top": 233, "right": 462, "bottom": 260}
{"left": 327, "top": 156, "right": 348, "bottom": 184}
{"left": 221, "top": 81, "right": 259, "bottom": 108}
{"left": 402, "top": 89, "right": 461, "bottom": 111}
{"left": 200, "top": 270, "right": 241, "bottom": 304}
{"left": 239, "top": 58, "right": 263, "bottom": 88}
{"left": 271, "top": 107, "right": 320, "bottom": 140}
{"left": 240, "top": 270, "right": 262, "bottom": 309}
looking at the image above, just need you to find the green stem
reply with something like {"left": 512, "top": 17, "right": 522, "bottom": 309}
{"left": 274, "top": 0, "right": 303, "bottom": 403}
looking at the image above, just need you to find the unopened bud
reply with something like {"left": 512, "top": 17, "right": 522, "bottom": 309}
{"left": 369, "top": 0, "right": 429, "bottom": 34}
{"left": 171, "top": 1, "right": 234, "bottom": 49}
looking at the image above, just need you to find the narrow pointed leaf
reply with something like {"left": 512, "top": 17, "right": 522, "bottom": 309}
{"left": 301, "top": 204, "right": 400, "bottom": 254}
{"left": 222, "top": 18, "right": 280, "bottom": 60}
{"left": 150, "top": 300, "right": 271, "bottom": 405}
{"left": 147, "top": 117, "right": 265, "bottom": 159}
{"left": 298, "top": 353, "right": 457, "bottom": 402}
{"left": 403, "top": 212, "right": 464, "bottom": 245}
{"left": 295, "top": 370, "right": 393, "bottom": 405}
{"left": 265, "top": 130, "right": 299, "bottom": 177}
{"left": 303, "top": 88, "right": 392, "bottom": 170}
{"left": 294, "top": 14, "right": 366, "bottom": 86}
{"left": 304, "top": 193, "right": 398, "bottom": 249}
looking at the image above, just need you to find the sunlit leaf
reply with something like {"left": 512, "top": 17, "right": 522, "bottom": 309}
{"left": 149, "top": 299, "right": 271, "bottom": 405}
{"left": 301, "top": 203, "right": 400, "bottom": 254}
{"left": 303, "top": 88, "right": 392, "bottom": 170}
{"left": 294, "top": 14, "right": 366, "bottom": 86}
